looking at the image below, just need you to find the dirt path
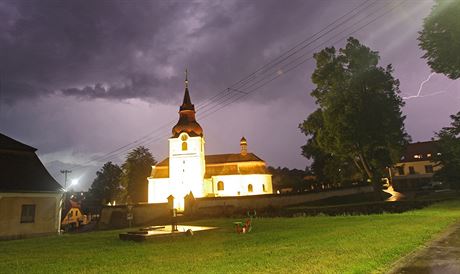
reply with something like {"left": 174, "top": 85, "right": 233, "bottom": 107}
{"left": 388, "top": 221, "right": 460, "bottom": 274}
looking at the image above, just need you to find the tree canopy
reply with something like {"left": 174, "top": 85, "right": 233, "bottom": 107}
{"left": 300, "top": 37, "right": 410, "bottom": 189}
{"left": 419, "top": 0, "right": 460, "bottom": 79}
{"left": 268, "top": 166, "right": 310, "bottom": 192}
{"left": 121, "top": 146, "right": 156, "bottom": 203}
{"left": 87, "top": 162, "right": 123, "bottom": 206}
{"left": 434, "top": 111, "right": 460, "bottom": 188}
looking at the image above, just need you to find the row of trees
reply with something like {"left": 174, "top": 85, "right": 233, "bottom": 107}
{"left": 87, "top": 146, "right": 156, "bottom": 206}
{"left": 300, "top": 0, "right": 460, "bottom": 190}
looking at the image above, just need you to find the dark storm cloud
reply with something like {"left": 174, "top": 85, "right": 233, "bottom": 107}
{"left": 0, "top": 0, "right": 324, "bottom": 103}
{"left": 0, "top": 0, "right": 179, "bottom": 102}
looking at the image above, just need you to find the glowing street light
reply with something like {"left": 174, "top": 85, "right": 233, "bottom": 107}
{"left": 71, "top": 179, "right": 79, "bottom": 186}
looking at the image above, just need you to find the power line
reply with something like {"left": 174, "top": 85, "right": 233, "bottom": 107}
{"left": 73, "top": 0, "right": 407, "bottom": 171}
{"left": 196, "top": 0, "right": 379, "bottom": 111}
{"left": 74, "top": 0, "right": 402, "bottom": 171}
{"left": 196, "top": 0, "right": 405, "bottom": 120}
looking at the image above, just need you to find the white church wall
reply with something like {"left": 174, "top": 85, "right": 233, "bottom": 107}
{"left": 169, "top": 134, "right": 206, "bottom": 199}
{"left": 203, "top": 178, "right": 214, "bottom": 196}
{"left": 147, "top": 178, "right": 170, "bottom": 203}
{"left": 211, "top": 174, "right": 272, "bottom": 197}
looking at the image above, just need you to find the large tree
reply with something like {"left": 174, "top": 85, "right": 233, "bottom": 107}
{"left": 300, "top": 109, "right": 362, "bottom": 184}
{"left": 300, "top": 37, "right": 410, "bottom": 192}
{"left": 87, "top": 162, "right": 123, "bottom": 206}
{"left": 419, "top": 0, "right": 460, "bottom": 79}
{"left": 121, "top": 146, "right": 156, "bottom": 203}
{"left": 434, "top": 111, "right": 460, "bottom": 189}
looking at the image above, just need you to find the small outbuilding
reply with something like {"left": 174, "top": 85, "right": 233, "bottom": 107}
{"left": 0, "top": 133, "right": 63, "bottom": 240}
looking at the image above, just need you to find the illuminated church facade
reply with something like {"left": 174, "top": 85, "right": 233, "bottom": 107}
{"left": 147, "top": 75, "right": 273, "bottom": 208}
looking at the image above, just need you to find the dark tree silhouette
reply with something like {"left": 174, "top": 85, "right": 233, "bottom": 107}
{"left": 434, "top": 111, "right": 460, "bottom": 189}
{"left": 419, "top": 0, "right": 460, "bottom": 79}
{"left": 300, "top": 37, "right": 410, "bottom": 192}
{"left": 87, "top": 162, "right": 123, "bottom": 206}
{"left": 121, "top": 146, "right": 156, "bottom": 203}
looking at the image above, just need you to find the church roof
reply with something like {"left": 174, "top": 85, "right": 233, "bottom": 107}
{"left": 204, "top": 163, "right": 270, "bottom": 178}
{"left": 155, "top": 153, "right": 264, "bottom": 167}
{"left": 0, "top": 133, "right": 63, "bottom": 193}
{"left": 151, "top": 153, "right": 269, "bottom": 179}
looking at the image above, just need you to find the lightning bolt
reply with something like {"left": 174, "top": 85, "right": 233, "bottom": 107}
{"left": 403, "top": 72, "right": 436, "bottom": 100}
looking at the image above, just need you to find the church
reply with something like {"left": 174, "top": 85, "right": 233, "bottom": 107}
{"left": 147, "top": 74, "right": 273, "bottom": 209}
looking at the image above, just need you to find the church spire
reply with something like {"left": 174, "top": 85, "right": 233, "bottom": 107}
{"left": 180, "top": 69, "right": 194, "bottom": 111}
{"left": 172, "top": 69, "right": 203, "bottom": 137}
{"left": 185, "top": 69, "right": 189, "bottom": 89}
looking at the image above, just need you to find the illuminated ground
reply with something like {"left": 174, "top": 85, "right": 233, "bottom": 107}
{"left": 2, "top": 200, "right": 460, "bottom": 273}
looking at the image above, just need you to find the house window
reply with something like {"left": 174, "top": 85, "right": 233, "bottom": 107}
{"left": 425, "top": 165, "right": 434, "bottom": 173}
{"left": 248, "top": 184, "right": 253, "bottom": 193}
{"left": 20, "top": 204, "right": 36, "bottom": 223}
{"left": 262, "top": 184, "right": 266, "bottom": 192}
{"left": 182, "top": 142, "right": 187, "bottom": 151}
{"left": 217, "top": 181, "right": 224, "bottom": 191}
{"left": 409, "top": 166, "right": 415, "bottom": 175}
{"left": 397, "top": 166, "right": 404, "bottom": 176}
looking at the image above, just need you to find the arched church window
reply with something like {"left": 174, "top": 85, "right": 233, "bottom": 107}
{"left": 217, "top": 181, "right": 224, "bottom": 191}
{"left": 248, "top": 184, "right": 253, "bottom": 193}
{"left": 182, "top": 141, "right": 188, "bottom": 151}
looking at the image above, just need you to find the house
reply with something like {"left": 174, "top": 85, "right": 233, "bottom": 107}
{"left": 0, "top": 133, "right": 63, "bottom": 239}
{"left": 391, "top": 141, "right": 441, "bottom": 191}
{"left": 148, "top": 74, "right": 273, "bottom": 210}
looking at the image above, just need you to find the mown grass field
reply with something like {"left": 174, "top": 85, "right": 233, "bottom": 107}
{"left": 2, "top": 200, "right": 460, "bottom": 274}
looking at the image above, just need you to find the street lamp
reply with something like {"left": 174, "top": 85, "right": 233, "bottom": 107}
{"left": 71, "top": 179, "right": 79, "bottom": 187}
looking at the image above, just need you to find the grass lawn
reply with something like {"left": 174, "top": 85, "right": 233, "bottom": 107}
{"left": 2, "top": 200, "right": 460, "bottom": 274}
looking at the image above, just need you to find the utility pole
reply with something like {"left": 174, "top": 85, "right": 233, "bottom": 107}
{"left": 60, "top": 169, "right": 72, "bottom": 189}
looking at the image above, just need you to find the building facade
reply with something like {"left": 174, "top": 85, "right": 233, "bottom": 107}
{"left": 0, "top": 133, "right": 63, "bottom": 240}
{"left": 148, "top": 76, "right": 272, "bottom": 209}
{"left": 391, "top": 141, "right": 441, "bottom": 191}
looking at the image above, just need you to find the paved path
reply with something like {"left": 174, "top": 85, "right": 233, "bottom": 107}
{"left": 388, "top": 221, "right": 460, "bottom": 274}
{"left": 384, "top": 186, "right": 405, "bottom": 202}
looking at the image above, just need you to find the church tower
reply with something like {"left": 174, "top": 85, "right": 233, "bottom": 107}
{"left": 168, "top": 71, "right": 206, "bottom": 209}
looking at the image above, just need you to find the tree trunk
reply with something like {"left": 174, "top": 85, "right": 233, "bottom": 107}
{"left": 358, "top": 152, "right": 383, "bottom": 200}
{"left": 352, "top": 157, "right": 365, "bottom": 175}
{"left": 358, "top": 152, "right": 372, "bottom": 179}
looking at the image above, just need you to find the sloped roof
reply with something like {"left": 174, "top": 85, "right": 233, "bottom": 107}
{"left": 156, "top": 153, "right": 263, "bottom": 167}
{"left": 400, "top": 141, "right": 438, "bottom": 163}
{"left": 204, "top": 163, "right": 270, "bottom": 178}
{"left": 0, "top": 133, "right": 63, "bottom": 192}
{"left": 151, "top": 153, "right": 268, "bottom": 179}
{"left": 0, "top": 133, "right": 36, "bottom": 152}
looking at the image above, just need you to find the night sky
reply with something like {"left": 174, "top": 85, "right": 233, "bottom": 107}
{"left": 0, "top": 0, "right": 459, "bottom": 190}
